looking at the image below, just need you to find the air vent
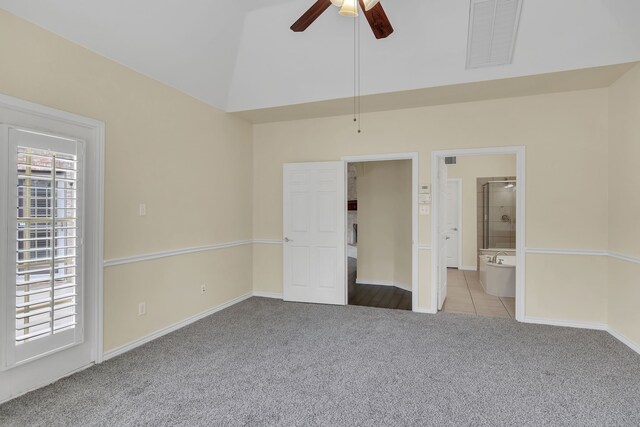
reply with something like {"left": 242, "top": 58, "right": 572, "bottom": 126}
{"left": 466, "top": 0, "right": 523, "bottom": 69}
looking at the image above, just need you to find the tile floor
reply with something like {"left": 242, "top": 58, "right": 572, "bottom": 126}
{"left": 442, "top": 269, "right": 515, "bottom": 318}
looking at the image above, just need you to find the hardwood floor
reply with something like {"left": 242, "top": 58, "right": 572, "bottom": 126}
{"left": 348, "top": 257, "right": 412, "bottom": 311}
{"left": 349, "top": 283, "right": 412, "bottom": 310}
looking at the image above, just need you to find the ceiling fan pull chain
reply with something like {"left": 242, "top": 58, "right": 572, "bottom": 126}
{"left": 353, "top": 10, "right": 357, "bottom": 126}
{"left": 357, "top": 10, "right": 362, "bottom": 134}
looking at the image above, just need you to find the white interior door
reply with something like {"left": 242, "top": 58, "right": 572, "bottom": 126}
{"left": 446, "top": 180, "right": 460, "bottom": 268}
{"left": 437, "top": 159, "right": 448, "bottom": 310}
{"left": 283, "top": 162, "right": 346, "bottom": 305}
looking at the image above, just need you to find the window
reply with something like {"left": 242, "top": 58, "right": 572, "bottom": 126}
{"left": 1, "top": 97, "right": 102, "bottom": 401}
{"left": 4, "top": 128, "right": 84, "bottom": 367}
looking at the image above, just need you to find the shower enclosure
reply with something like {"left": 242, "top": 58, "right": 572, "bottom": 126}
{"left": 481, "top": 180, "right": 516, "bottom": 249}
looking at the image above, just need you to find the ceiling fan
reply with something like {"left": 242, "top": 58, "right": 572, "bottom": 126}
{"left": 291, "top": 0, "right": 394, "bottom": 39}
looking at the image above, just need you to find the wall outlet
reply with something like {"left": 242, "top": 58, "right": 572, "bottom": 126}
{"left": 200, "top": 284, "right": 206, "bottom": 294}
{"left": 139, "top": 203, "right": 146, "bottom": 216}
{"left": 138, "top": 302, "right": 146, "bottom": 316}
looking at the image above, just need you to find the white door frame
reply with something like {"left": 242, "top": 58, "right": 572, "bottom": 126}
{"left": 446, "top": 178, "right": 463, "bottom": 270}
{"left": 341, "top": 152, "right": 419, "bottom": 311}
{"left": 0, "top": 94, "right": 104, "bottom": 395}
{"left": 431, "top": 146, "right": 525, "bottom": 321}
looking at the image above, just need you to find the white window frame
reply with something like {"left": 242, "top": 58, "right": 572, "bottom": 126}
{"left": 6, "top": 129, "right": 85, "bottom": 367}
{"left": 0, "top": 94, "right": 104, "bottom": 371}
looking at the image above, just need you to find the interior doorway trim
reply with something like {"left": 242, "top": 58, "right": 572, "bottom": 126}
{"left": 431, "top": 146, "right": 526, "bottom": 321}
{"left": 341, "top": 152, "right": 419, "bottom": 311}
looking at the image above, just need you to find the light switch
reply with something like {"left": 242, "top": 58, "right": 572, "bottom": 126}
{"left": 419, "top": 194, "right": 432, "bottom": 204}
{"left": 139, "top": 203, "right": 146, "bottom": 216}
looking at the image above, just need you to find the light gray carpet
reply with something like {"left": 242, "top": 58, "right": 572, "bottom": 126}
{"left": 1, "top": 297, "right": 639, "bottom": 426}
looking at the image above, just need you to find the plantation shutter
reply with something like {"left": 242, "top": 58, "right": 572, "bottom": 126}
{"left": 5, "top": 127, "right": 84, "bottom": 367}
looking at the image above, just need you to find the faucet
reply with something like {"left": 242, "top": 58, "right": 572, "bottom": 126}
{"left": 491, "top": 251, "right": 509, "bottom": 263}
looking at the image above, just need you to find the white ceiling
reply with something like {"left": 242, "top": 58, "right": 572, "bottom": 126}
{"left": 1, "top": 0, "right": 639, "bottom": 113}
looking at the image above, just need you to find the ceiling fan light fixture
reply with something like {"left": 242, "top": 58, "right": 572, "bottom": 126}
{"left": 330, "top": 0, "right": 344, "bottom": 6}
{"left": 362, "top": 0, "right": 380, "bottom": 11}
{"left": 339, "top": 0, "right": 358, "bottom": 17}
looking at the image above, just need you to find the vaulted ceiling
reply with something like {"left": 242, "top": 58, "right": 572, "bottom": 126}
{"left": 1, "top": 0, "right": 639, "bottom": 113}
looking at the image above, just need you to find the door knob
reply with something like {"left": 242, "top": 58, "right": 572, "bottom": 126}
{"left": 284, "top": 237, "right": 293, "bottom": 243}
{"left": 452, "top": 228, "right": 458, "bottom": 231}
{"left": 445, "top": 236, "right": 451, "bottom": 240}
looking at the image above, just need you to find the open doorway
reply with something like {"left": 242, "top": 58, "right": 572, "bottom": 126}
{"left": 343, "top": 154, "right": 418, "bottom": 311}
{"left": 432, "top": 147, "right": 525, "bottom": 321}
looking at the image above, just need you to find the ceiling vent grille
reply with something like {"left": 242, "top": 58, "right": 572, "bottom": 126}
{"left": 466, "top": 0, "right": 523, "bottom": 69}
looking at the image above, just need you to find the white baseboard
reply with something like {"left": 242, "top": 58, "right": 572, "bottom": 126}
{"left": 252, "top": 291, "right": 283, "bottom": 299}
{"left": 347, "top": 245, "right": 357, "bottom": 258}
{"left": 523, "top": 317, "right": 640, "bottom": 356}
{"left": 103, "top": 292, "right": 253, "bottom": 361}
{"left": 413, "top": 307, "right": 437, "bottom": 314}
{"left": 607, "top": 327, "right": 640, "bottom": 356}
{"left": 394, "top": 282, "right": 412, "bottom": 292}
{"left": 101, "top": 290, "right": 639, "bottom": 366}
{"left": 522, "top": 316, "right": 608, "bottom": 331}
{"left": 460, "top": 266, "right": 477, "bottom": 271}
{"left": 356, "top": 278, "right": 392, "bottom": 287}
{"left": 356, "top": 278, "right": 412, "bottom": 292}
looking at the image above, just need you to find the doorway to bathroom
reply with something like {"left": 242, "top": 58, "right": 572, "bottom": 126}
{"left": 432, "top": 147, "right": 526, "bottom": 321}
{"left": 342, "top": 153, "right": 418, "bottom": 312}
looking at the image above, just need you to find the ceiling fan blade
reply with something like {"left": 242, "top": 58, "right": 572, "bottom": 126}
{"left": 358, "top": 0, "right": 394, "bottom": 39}
{"left": 291, "top": 0, "right": 333, "bottom": 32}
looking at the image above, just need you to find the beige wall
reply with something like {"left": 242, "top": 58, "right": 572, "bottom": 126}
{"left": 446, "top": 155, "right": 516, "bottom": 269}
{"left": 525, "top": 254, "right": 608, "bottom": 323}
{"left": 0, "top": 10, "right": 254, "bottom": 352}
{"left": 252, "top": 87, "right": 609, "bottom": 319}
{"left": 355, "top": 160, "right": 412, "bottom": 287}
{"left": 607, "top": 63, "right": 640, "bottom": 347}
{"left": 104, "top": 246, "right": 252, "bottom": 350}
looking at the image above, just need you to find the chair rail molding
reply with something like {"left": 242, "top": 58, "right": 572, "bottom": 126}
{"left": 104, "top": 240, "right": 253, "bottom": 267}
{"left": 526, "top": 247, "right": 640, "bottom": 265}
{"left": 525, "top": 247, "right": 608, "bottom": 256}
